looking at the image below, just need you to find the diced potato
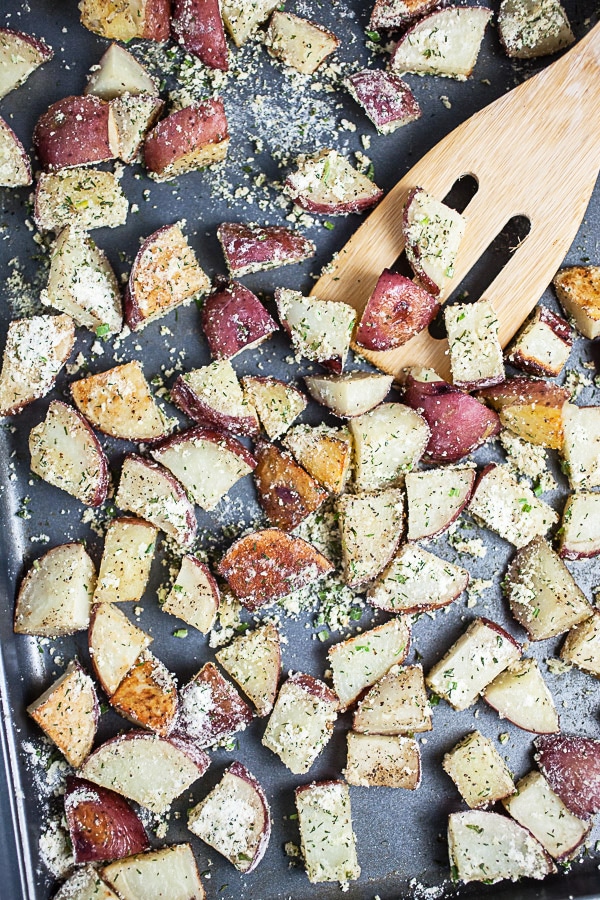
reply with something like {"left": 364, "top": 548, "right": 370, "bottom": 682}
{"left": 275, "top": 288, "right": 356, "bottom": 373}
{"left": 265, "top": 12, "right": 339, "bottom": 75}
{"left": 553, "top": 265, "right": 600, "bottom": 340}
{"left": 345, "top": 70, "right": 421, "bottom": 135}
{"left": 262, "top": 673, "right": 338, "bottom": 774}
{"left": 54, "top": 866, "right": 119, "bottom": 900}
{"left": 305, "top": 371, "right": 393, "bottom": 418}
{"left": 369, "top": 0, "right": 438, "bottom": 31}
{"left": 222, "top": 0, "right": 279, "bottom": 46}
{"left": 110, "top": 650, "right": 178, "bottom": 736}
{"left": 448, "top": 810, "right": 554, "bottom": 883}
{"left": 562, "top": 403, "right": 600, "bottom": 489}
{"left": 216, "top": 623, "right": 281, "bottom": 716}
{"left": 403, "top": 187, "right": 466, "bottom": 295}
{"left": 561, "top": 609, "right": 600, "bottom": 677}
{"left": 504, "top": 537, "right": 592, "bottom": 640}
{"left": 368, "top": 543, "right": 469, "bottom": 614}
{"left": 469, "top": 464, "right": 558, "bottom": 548}
{"left": 503, "top": 771, "right": 590, "bottom": 861}
{"left": 79, "top": 0, "right": 170, "bottom": 43}
{"left": 109, "top": 92, "right": 163, "bottom": 163}
{"left": 0, "top": 116, "right": 31, "bottom": 187}
{"left": 329, "top": 618, "right": 410, "bottom": 709}
{"left": 559, "top": 491, "right": 600, "bottom": 559}
{"left": 143, "top": 99, "right": 229, "bottom": 181}
{"left": 445, "top": 300, "right": 504, "bottom": 389}
{"left": 283, "top": 423, "right": 351, "bottom": 494}
{"left": 0, "top": 27, "right": 53, "bottom": 100}
{"left": 175, "top": 662, "right": 253, "bottom": 749}
{"left": 88, "top": 601, "right": 152, "bottom": 697}
{"left": 483, "top": 658, "right": 559, "bottom": 733}
{"left": 345, "top": 732, "right": 420, "bottom": 788}
{"left": 171, "top": 359, "right": 259, "bottom": 435}
{"left": 253, "top": 440, "right": 328, "bottom": 532}
{"left": 478, "top": 377, "right": 569, "bottom": 449}
{"left": 353, "top": 664, "right": 432, "bottom": 734}
{"left": 85, "top": 43, "right": 159, "bottom": 99}
{"left": 241, "top": 376, "right": 306, "bottom": 440}
{"left": 34, "top": 167, "right": 128, "bottom": 232}
{"left": 101, "top": 844, "right": 206, "bottom": 900}
{"left": 337, "top": 488, "right": 404, "bottom": 587}
{"left": 217, "top": 221, "right": 315, "bottom": 277}
{"left": 349, "top": 402, "right": 430, "bottom": 491}
{"left": 162, "top": 556, "right": 219, "bottom": 634}
{"left": 285, "top": 148, "right": 383, "bottom": 216}
{"left": 94, "top": 517, "right": 158, "bottom": 604}
{"left": 27, "top": 660, "right": 98, "bottom": 767}
{"left": 295, "top": 781, "right": 360, "bottom": 884}
{"left": 498, "top": 0, "right": 573, "bottom": 59}
{"left": 506, "top": 305, "right": 572, "bottom": 377}
{"left": 442, "top": 731, "right": 515, "bottom": 809}
{"left": 426, "top": 618, "right": 521, "bottom": 711}
{"left": 203, "top": 283, "right": 279, "bottom": 361}
{"left": 405, "top": 466, "right": 475, "bottom": 540}
{"left": 391, "top": 7, "right": 492, "bottom": 79}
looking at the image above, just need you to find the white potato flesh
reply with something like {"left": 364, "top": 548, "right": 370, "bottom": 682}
{"left": 349, "top": 402, "right": 430, "bottom": 491}
{"left": 368, "top": 543, "right": 469, "bottom": 613}
{"left": 562, "top": 403, "right": 600, "bottom": 489}
{"left": 110, "top": 92, "right": 163, "bottom": 163}
{"left": 0, "top": 116, "right": 31, "bottom": 186}
{"left": 42, "top": 225, "right": 122, "bottom": 334}
{"left": 0, "top": 313, "right": 74, "bottom": 417}
{"left": 448, "top": 810, "right": 554, "bottom": 883}
{"left": 469, "top": 464, "right": 558, "bottom": 548}
{"left": 0, "top": 29, "right": 51, "bottom": 99}
{"left": 426, "top": 618, "right": 521, "bottom": 711}
{"left": 115, "top": 455, "right": 196, "bottom": 547}
{"left": 102, "top": 844, "right": 205, "bottom": 900}
{"left": 162, "top": 556, "right": 219, "bottom": 634}
{"left": 94, "top": 517, "right": 157, "bottom": 604}
{"left": 85, "top": 43, "right": 158, "bottom": 99}
{"left": 406, "top": 466, "right": 475, "bottom": 540}
{"left": 404, "top": 188, "right": 466, "bottom": 293}
{"left": 498, "top": 0, "right": 574, "bottom": 59}
{"left": 507, "top": 309, "right": 571, "bottom": 376}
{"left": 89, "top": 601, "right": 152, "bottom": 696}
{"left": 27, "top": 660, "right": 98, "bottom": 768}
{"left": 337, "top": 488, "right": 404, "bottom": 587}
{"left": 216, "top": 623, "right": 281, "bottom": 716}
{"left": 242, "top": 376, "right": 306, "bottom": 440}
{"left": 505, "top": 537, "right": 592, "bottom": 639}
{"left": 559, "top": 491, "right": 600, "bottom": 558}
{"left": 178, "top": 360, "right": 259, "bottom": 431}
{"left": 353, "top": 664, "right": 431, "bottom": 735}
{"left": 15, "top": 543, "right": 95, "bottom": 636}
{"left": 503, "top": 771, "right": 590, "bottom": 861}
{"left": 152, "top": 433, "right": 254, "bottom": 511}
{"left": 222, "top": 0, "right": 279, "bottom": 46}
{"left": 285, "top": 148, "right": 382, "bottom": 215}
{"left": 265, "top": 11, "right": 339, "bottom": 75}
{"left": 276, "top": 288, "right": 356, "bottom": 369}
{"left": 305, "top": 371, "right": 393, "bottom": 418}
{"left": 553, "top": 266, "right": 600, "bottom": 340}
{"left": 561, "top": 610, "right": 600, "bottom": 676}
{"left": 283, "top": 423, "right": 351, "bottom": 493}
{"left": 329, "top": 617, "right": 411, "bottom": 709}
{"left": 445, "top": 300, "right": 504, "bottom": 388}
{"left": 80, "top": 734, "right": 204, "bottom": 814}
{"left": 262, "top": 674, "right": 338, "bottom": 774}
{"left": 54, "top": 865, "right": 119, "bottom": 900}
{"left": 34, "top": 167, "right": 129, "bottom": 232}
{"left": 442, "top": 730, "right": 515, "bottom": 809}
{"left": 345, "top": 732, "right": 420, "bottom": 789}
{"left": 296, "top": 781, "right": 360, "bottom": 884}
{"left": 392, "top": 7, "right": 492, "bottom": 79}
{"left": 483, "top": 658, "right": 559, "bottom": 733}
{"left": 71, "top": 360, "right": 170, "bottom": 442}
{"left": 29, "top": 401, "right": 107, "bottom": 506}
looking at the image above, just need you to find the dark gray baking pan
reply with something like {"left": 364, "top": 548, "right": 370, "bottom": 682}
{"left": 1, "top": 0, "right": 600, "bottom": 898}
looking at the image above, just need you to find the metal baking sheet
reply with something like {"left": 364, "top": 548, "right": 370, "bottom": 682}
{"left": 1, "top": 1, "right": 600, "bottom": 898}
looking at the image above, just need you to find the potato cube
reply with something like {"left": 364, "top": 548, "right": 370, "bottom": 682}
{"left": 506, "top": 305, "right": 572, "bottom": 377}
{"left": 498, "top": 0, "right": 574, "bottom": 59}
{"left": 345, "top": 733, "right": 420, "bottom": 788}
{"left": 265, "top": 12, "right": 339, "bottom": 75}
{"left": 349, "top": 402, "right": 430, "bottom": 491}
{"left": 94, "top": 517, "right": 157, "bottom": 604}
{"left": 442, "top": 731, "right": 515, "bottom": 808}
{"left": 222, "top": 0, "right": 279, "bottom": 46}
{"left": 329, "top": 618, "right": 410, "bottom": 709}
{"left": 275, "top": 288, "right": 356, "bottom": 372}
{"left": 337, "top": 488, "right": 405, "bottom": 587}
{"left": 295, "top": 781, "right": 360, "bottom": 883}
{"left": 283, "top": 423, "right": 351, "bottom": 494}
{"left": 353, "top": 664, "right": 432, "bottom": 734}
{"left": 554, "top": 265, "right": 600, "bottom": 340}
{"left": 241, "top": 376, "right": 306, "bottom": 441}
{"left": 445, "top": 300, "right": 504, "bottom": 390}
{"left": 562, "top": 403, "right": 600, "bottom": 489}
{"left": 367, "top": 543, "right": 469, "bottom": 614}
{"left": 559, "top": 491, "right": 600, "bottom": 559}
{"left": 216, "top": 623, "right": 280, "bottom": 716}
{"left": 561, "top": 610, "right": 600, "bottom": 677}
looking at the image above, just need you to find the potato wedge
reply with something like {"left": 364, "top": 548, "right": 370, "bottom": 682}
{"left": 174, "top": 661, "right": 253, "bottom": 748}
{"left": 349, "top": 402, "right": 430, "bottom": 490}
{"left": 354, "top": 270, "right": 438, "bottom": 351}
{"left": 253, "top": 440, "right": 328, "bottom": 531}
{"left": 345, "top": 732, "right": 420, "bottom": 789}
{"left": 506, "top": 305, "right": 572, "bottom": 377}
{"left": 218, "top": 222, "right": 315, "bottom": 277}
{"left": 403, "top": 188, "right": 466, "bottom": 295}
{"left": 562, "top": 402, "right": 600, "bottom": 489}
{"left": 559, "top": 491, "right": 600, "bottom": 559}
{"left": 276, "top": 288, "right": 356, "bottom": 373}
{"left": 34, "top": 95, "right": 114, "bottom": 171}
{"left": 0, "top": 116, "right": 31, "bottom": 187}
{"left": 34, "top": 167, "right": 128, "bottom": 232}
{"left": 162, "top": 556, "right": 219, "bottom": 634}
{"left": 241, "top": 375, "right": 306, "bottom": 439}
{"left": 144, "top": 99, "right": 229, "bottom": 180}
{"left": 54, "top": 867, "right": 119, "bottom": 900}
{"left": 80, "top": 0, "right": 171, "bottom": 42}
{"left": 353, "top": 664, "right": 431, "bottom": 735}
{"left": 477, "top": 377, "right": 569, "bottom": 449}
{"left": 305, "top": 371, "right": 392, "bottom": 418}
{"left": 345, "top": 71, "right": 421, "bottom": 136}
{"left": 534, "top": 733, "right": 600, "bottom": 820}
{"left": 170, "top": 360, "right": 259, "bottom": 435}
{"left": 109, "top": 92, "right": 164, "bottom": 164}
{"left": 101, "top": 844, "right": 206, "bottom": 900}
{"left": 445, "top": 300, "right": 504, "bottom": 389}
{"left": 283, "top": 423, "right": 351, "bottom": 493}
{"left": 285, "top": 148, "right": 383, "bottom": 216}
{"left": 498, "top": 0, "right": 574, "bottom": 59}
{"left": 329, "top": 618, "right": 411, "bottom": 709}
{"left": 561, "top": 610, "right": 600, "bottom": 677}
{"left": 295, "top": 781, "right": 360, "bottom": 884}
{"left": 442, "top": 730, "right": 515, "bottom": 809}
{"left": 216, "top": 623, "right": 281, "bottom": 716}
{"left": 391, "top": 6, "right": 492, "bottom": 79}
{"left": 554, "top": 265, "right": 600, "bottom": 339}
{"left": 222, "top": 0, "right": 279, "bottom": 46}
{"left": 111, "top": 650, "right": 178, "bottom": 736}
{"left": 368, "top": 543, "right": 469, "bottom": 614}
{"left": 483, "top": 658, "right": 559, "bottom": 733}
{"left": 265, "top": 11, "right": 339, "bottom": 75}
{"left": 65, "top": 776, "right": 149, "bottom": 864}
{"left": 88, "top": 602, "right": 152, "bottom": 697}
{"left": 94, "top": 517, "right": 157, "bottom": 605}
{"left": 202, "top": 281, "right": 278, "bottom": 361}
{"left": 0, "top": 27, "right": 53, "bottom": 100}
{"left": 85, "top": 43, "right": 158, "bottom": 99}
{"left": 405, "top": 466, "right": 475, "bottom": 541}
{"left": 369, "top": 0, "right": 438, "bottom": 30}
{"left": 172, "top": 0, "right": 228, "bottom": 70}
{"left": 337, "top": 488, "right": 404, "bottom": 587}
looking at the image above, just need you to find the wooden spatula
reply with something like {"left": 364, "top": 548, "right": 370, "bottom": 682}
{"left": 311, "top": 21, "right": 600, "bottom": 381}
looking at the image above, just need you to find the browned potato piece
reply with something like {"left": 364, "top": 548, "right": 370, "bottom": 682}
{"left": 554, "top": 266, "right": 600, "bottom": 339}
{"left": 111, "top": 651, "right": 178, "bottom": 736}
{"left": 174, "top": 661, "right": 253, "bottom": 749}
{"left": 253, "top": 440, "right": 328, "bottom": 531}
{"left": 477, "top": 377, "right": 569, "bottom": 449}
{"left": 282, "top": 424, "right": 351, "bottom": 494}
{"left": 80, "top": 0, "right": 171, "bottom": 42}
{"left": 144, "top": 99, "right": 229, "bottom": 181}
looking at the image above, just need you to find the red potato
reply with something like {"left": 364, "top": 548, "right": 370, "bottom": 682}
{"left": 404, "top": 369, "right": 501, "bottom": 463}
{"left": 402, "top": 187, "right": 466, "bottom": 295}
{"left": 144, "top": 99, "right": 229, "bottom": 181}
{"left": 79, "top": 731, "right": 210, "bottom": 814}
{"left": 390, "top": 6, "right": 492, "bottom": 79}
{"left": 483, "top": 658, "right": 559, "bottom": 734}
{"left": 345, "top": 70, "right": 421, "bottom": 135}
{"left": 162, "top": 555, "right": 219, "bottom": 634}
{"left": 109, "top": 93, "right": 164, "bottom": 164}
{"left": 29, "top": 400, "right": 109, "bottom": 507}
{"left": 116, "top": 455, "right": 197, "bottom": 547}
{"left": 369, "top": 0, "right": 439, "bottom": 30}
{"left": 217, "top": 528, "right": 333, "bottom": 610}
{"left": 172, "top": 0, "right": 229, "bottom": 70}
{"left": 0, "top": 117, "right": 31, "bottom": 187}
{"left": 85, "top": 43, "right": 159, "bottom": 100}
{"left": 170, "top": 359, "right": 260, "bottom": 435}
{"left": 405, "top": 466, "right": 475, "bottom": 541}
{"left": 535, "top": 734, "right": 600, "bottom": 820}
{"left": 80, "top": 0, "right": 171, "bottom": 42}
{"left": 65, "top": 776, "right": 149, "bottom": 864}
{"left": 125, "top": 223, "right": 210, "bottom": 331}
{"left": 34, "top": 167, "right": 129, "bottom": 233}
{"left": 275, "top": 288, "right": 356, "bottom": 373}
{"left": 88, "top": 601, "right": 152, "bottom": 697}
{"left": 202, "top": 280, "right": 279, "bottom": 360}
{"left": 174, "top": 662, "right": 253, "bottom": 749}
{"left": 285, "top": 149, "right": 383, "bottom": 215}
{"left": 354, "top": 270, "right": 439, "bottom": 351}
{"left": 94, "top": 517, "right": 158, "bottom": 605}
{"left": 368, "top": 543, "right": 469, "bottom": 614}
{"left": 34, "top": 95, "right": 115, "bottom": 171}
{"left": 111, "top": 651, "right": 178, "bottom": 736}
{"left": 283, "top": 423, "right": 352, "bottom": 494}
{"left": 217, "top": 222, "right": 316, "bottom": 277}
{"left": 253, "top": 440, "right": 328, "bottom": 531}
{"left": 477, "top": 376, "right": 569, "bottom": 449}
{"left": 0, "top": 27, "right": 53, "bottom": 100}
{"left": 506, "top": 305, "right": 573, "bottom": 378}
{"left": 216, "top": 623, "right": 281, "bottom": 716}
{"left": 101, "top": 844, "right": 206, "bottom": 900}
{"left": 241, "top": 375, "right": 306, "bottom": 440}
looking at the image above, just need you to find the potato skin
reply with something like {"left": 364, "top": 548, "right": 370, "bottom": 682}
{"left": 143, "top": 98, "right": 229, "bottom": 178}
{"left": 355, "top": 270, "right": 439, "bottom": 351}
{"left": 171, "top": 0, "right": 229, "bottom": 70}
{"left": 65, "top": 776, "right": 149, "bottom": 864}
{"left": 202, "top": 281, "right": 279, "bottom": 360}
{"left": 253, "top": 440, "right": 328, "bottom": 531}
{"left": 34, "top": 95, "right": 113, "bottom": 171}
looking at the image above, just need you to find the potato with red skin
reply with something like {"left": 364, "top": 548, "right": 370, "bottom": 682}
{"left": 253, "top": 440, "right": 328, "bottom": 531}
{"left": 369, "top": 0, "right": 439, "bottom": 30}
{"left": 354, "top": 270, "right": 439, "bottom": 351}
{"left": 477, "top": 377, "right": 570, "bottom": 449}
{"left": 170, "top": 360, "right": 260, "bottom": 435}
{"left": 345, "top": 70, "right": 421, "bottom": 134}
{"left": 403, "top": 370, "right": 501, "bottom": 463}
{"left": 534, "top": 734, "right": 600, "bottom": 820}
{"left": 218, "top": 528, "right": 333, "bottom": 611}
{"left": 65, "top": 776, "right": 149, "bottom": 864}
{"left": 110, "top": 93, "right": 164, "bottom": 164}
{"left": 218, "top": 222, "right": 316, "bottom": 277}
{"left": 202, "top": 280, "right": 279, "bottom": 360}
{"left": 173, "top": 662, "right": 253, "bottom": 749}
{"left": 0, "top": 117, "right": 31, "bottom": 186}
{"left": 171, "top": 0, "right": 229, "bottom": 70}
{"left": 80, "top": 0, "right": 171, "bottom": 42}
{"left": 34, "top": 95, "right": 115, "bottom": 171}
{"left": 144, "top": 99, "right": 229, "bottom": 181}
{"left": 285, "top": 149, "right": 383, "bottom": 216}
{"left": 0, "top": 27, "right": 53, "bottom": 100}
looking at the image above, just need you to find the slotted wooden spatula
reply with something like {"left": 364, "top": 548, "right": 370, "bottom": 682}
{"left": 311, "top": 20, "right": 600, "bottom": 380}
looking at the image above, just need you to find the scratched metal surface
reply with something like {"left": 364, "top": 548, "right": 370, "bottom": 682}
{"left": 1, "top": 1, "right": 600, "bottom": 899}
